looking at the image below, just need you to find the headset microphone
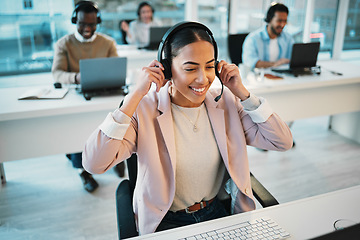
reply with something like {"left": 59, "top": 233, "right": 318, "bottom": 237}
{"left": 214, "top": 61, "right": 223, "bottom": 102}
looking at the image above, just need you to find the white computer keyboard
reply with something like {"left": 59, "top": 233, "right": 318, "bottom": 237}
{"left": 179, "top": 217, "right": 291, "bottom": 240}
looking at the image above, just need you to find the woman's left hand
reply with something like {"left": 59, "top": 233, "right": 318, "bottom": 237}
{"left": 217, "top": 60, "right": 250, "bottom": 101}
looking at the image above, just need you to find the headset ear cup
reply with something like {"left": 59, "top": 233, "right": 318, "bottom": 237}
{"left": 161, "top": 59, "right": 172, "bottom": 80}
{"left": 71, "top": 1, "right": 101, "bottom": 24}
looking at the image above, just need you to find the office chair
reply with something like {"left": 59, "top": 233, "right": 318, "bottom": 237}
{"left": 115, "top": 154, "right": 279, "bottom": 239}
{"left": 119, "top": 19, "right": 134, "bottom": 44}
{"left": 227, "top": 33, "right": 249, "bottom": 66}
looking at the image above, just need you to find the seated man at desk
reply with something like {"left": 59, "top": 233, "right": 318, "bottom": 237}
{"left": 242, "top": 3, "right": 296, "bottom": 148}
{"left": 120, "top": 1, "right": 162, "bottom": 48}
{"left": 51, "top": 0, "right": 125, "bottom": 192}
{"left": 242, "top": 3, "right": 294, "bottom": 70}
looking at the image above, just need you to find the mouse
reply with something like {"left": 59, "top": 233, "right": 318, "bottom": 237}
{"left": 54, "top": 82, "right": 62, "bottom": 89}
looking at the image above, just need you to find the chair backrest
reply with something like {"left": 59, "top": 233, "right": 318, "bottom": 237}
{"left": 126, "top": 154, "right": 138, "bottom": 193}
{"left": 116, "top": 154, "right": 139, "bottom": 239}
{"left": 227, "top": 33, "right": 249, "bottom": 66}
{"left": 119, "top": 19, "right": 134, "bottom": 44}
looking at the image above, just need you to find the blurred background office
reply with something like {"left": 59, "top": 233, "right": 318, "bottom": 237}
{"left": 0, "top": 0, "right": 359, "bottom": 83}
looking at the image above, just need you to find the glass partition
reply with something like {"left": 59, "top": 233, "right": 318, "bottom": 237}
{"left": 0, "top": 0, "right": 359, "bottom": 80}
{"left": 312, "top": 0, "right": 338, "bottom": 52}
{"left": 0, "top": 0, "right": 74, "bottom": 77}
{"left": 198, "top": 0, "right": 229, "bottom": 60}
{"left": 344, "top": 0, "right": 360, "bottom": 50}
{"left": 0, "top": 0, "right": 184, "bottom": 78}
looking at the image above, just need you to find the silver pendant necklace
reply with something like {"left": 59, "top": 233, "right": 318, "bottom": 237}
{"left": 174, "top": 105, "right": 201, "bottom": 132}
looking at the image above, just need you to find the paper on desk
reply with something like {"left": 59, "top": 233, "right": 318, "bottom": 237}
{"left": 18, "top": 87, "right": 69, "bottom": 100}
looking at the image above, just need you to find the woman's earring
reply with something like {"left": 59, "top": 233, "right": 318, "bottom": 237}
{"left": 168, "top": 80, "right": 173, "bottom": 96}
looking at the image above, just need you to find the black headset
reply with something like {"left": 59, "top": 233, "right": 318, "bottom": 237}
{"left": 157, "top": 21, "right": 223, "bottom": 102}
{"left": 71, "top": 1, "right": 102, "bottom": 24}
{"left": 264, "top": 3, "right": 289, "bottom": 23}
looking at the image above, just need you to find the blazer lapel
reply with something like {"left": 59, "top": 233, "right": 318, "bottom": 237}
{"left": 156, "top": 85, "right": 177, "bottom": 176}
{"left": 204, "top": 93, "right": 229, "bottom": 166}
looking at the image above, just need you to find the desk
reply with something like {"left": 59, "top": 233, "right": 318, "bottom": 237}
{"left": 0, "top": 87, "right": 124, "bottom": 183}
{"left": 131, "top": 185, "right": 360, "bottom": 239}
{"left": 1, "top": 60, "right": 360, "bottom": 183}
{"left": 242, "top": 60, "right": 360, "bottom": 122}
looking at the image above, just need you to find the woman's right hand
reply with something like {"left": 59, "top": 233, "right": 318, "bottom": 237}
{"left": 121, "top": 21, "right": 129, "bottom": 32}
{"left": 120, "top": 60, "right": 166, "bottom": 118}
{"left": 134, "top": 60, "right": 166, "bottom": 97}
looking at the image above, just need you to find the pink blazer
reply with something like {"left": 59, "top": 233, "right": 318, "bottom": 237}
{"left": 83, "top": 84, "right": 293, "bottom": 235}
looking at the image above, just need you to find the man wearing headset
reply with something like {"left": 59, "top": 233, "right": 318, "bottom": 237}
{"left": 120, "top": 1, "right": 162, "bottom": 47}
{"left": 51, "top": 1, "right": 125, "bottom": 193}
{"left": 242, "top": 3, "right": 294, "bottom": 70}
{"left": 242, "top": 3, "right": 296, "bottom": 149}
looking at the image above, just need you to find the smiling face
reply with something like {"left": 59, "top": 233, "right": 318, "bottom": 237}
{"left": 268, "top": 11, "right": 288, "bottom": 37}
{"left": 170, "top": 40, "right": 216, "bottom": 108}
{"left": 76, "top": 11, "right": 97, "bottom": 39}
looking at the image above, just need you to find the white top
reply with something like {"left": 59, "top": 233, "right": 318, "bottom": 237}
{"left": 74, "top": 31, "right": 97, "bottom": 43}
{"left": 269, "top": 38, "right": 279, "bottom": 62}
{"left": 127, "top": 18, "right": 162, "bottom": 47}
{"left": 170, "top": 103, "right": 224, "bottom": 211}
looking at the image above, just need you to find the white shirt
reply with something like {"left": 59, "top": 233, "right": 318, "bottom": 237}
{"left": 127, "top": 18, "right": 162, "bottom": 47}
{"left": 170, "top": 103, "right": 225, "bottom": 211}
{"left": 74, "top": 31, "right": 97, "bottom": 43}
{"left": 269, "top": 38, "right": 279, "bottom": 62}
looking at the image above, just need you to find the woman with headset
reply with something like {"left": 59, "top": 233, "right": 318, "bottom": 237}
{"left": 120, "top": 1, "right": 162, "bottom": 47}
{"left": 83, "top": 22, "right": 293, "bottom": 235}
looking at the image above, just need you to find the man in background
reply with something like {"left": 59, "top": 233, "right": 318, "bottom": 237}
{"left": 242, "top": 3, "right": 294, "bottom": 70}
{"left": 242, "top": 3, "right": 295, "bottom": 149}
{"left": 52, "top": 0, "right": 125, "bottom": 192}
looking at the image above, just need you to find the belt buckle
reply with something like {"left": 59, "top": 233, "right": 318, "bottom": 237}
{"left": 185, "top": 202, "right": 204, "bottom": 214}
{"left": 185, "top": 208, "right": 197, "bottom": 214}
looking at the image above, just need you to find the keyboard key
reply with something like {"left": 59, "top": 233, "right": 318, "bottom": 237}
{"left": 280, "top": 232, "right": 290, "bottom": 237}
{"left": 186, "top": 237, "right": 196, "bottom": 240}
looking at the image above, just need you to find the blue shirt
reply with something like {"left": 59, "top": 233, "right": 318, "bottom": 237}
{"left": 242, "top": 25, "right": 294, "bottom": 69}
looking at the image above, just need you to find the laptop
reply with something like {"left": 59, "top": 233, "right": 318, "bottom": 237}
{"left": 272, "top": 42, "right": 320, "bottom": 76}
{"left": 141, "top": 26, "right": 171, "bottom": 50}
{"left": 79, "top": 57, "right": 127, "bottom": 100}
